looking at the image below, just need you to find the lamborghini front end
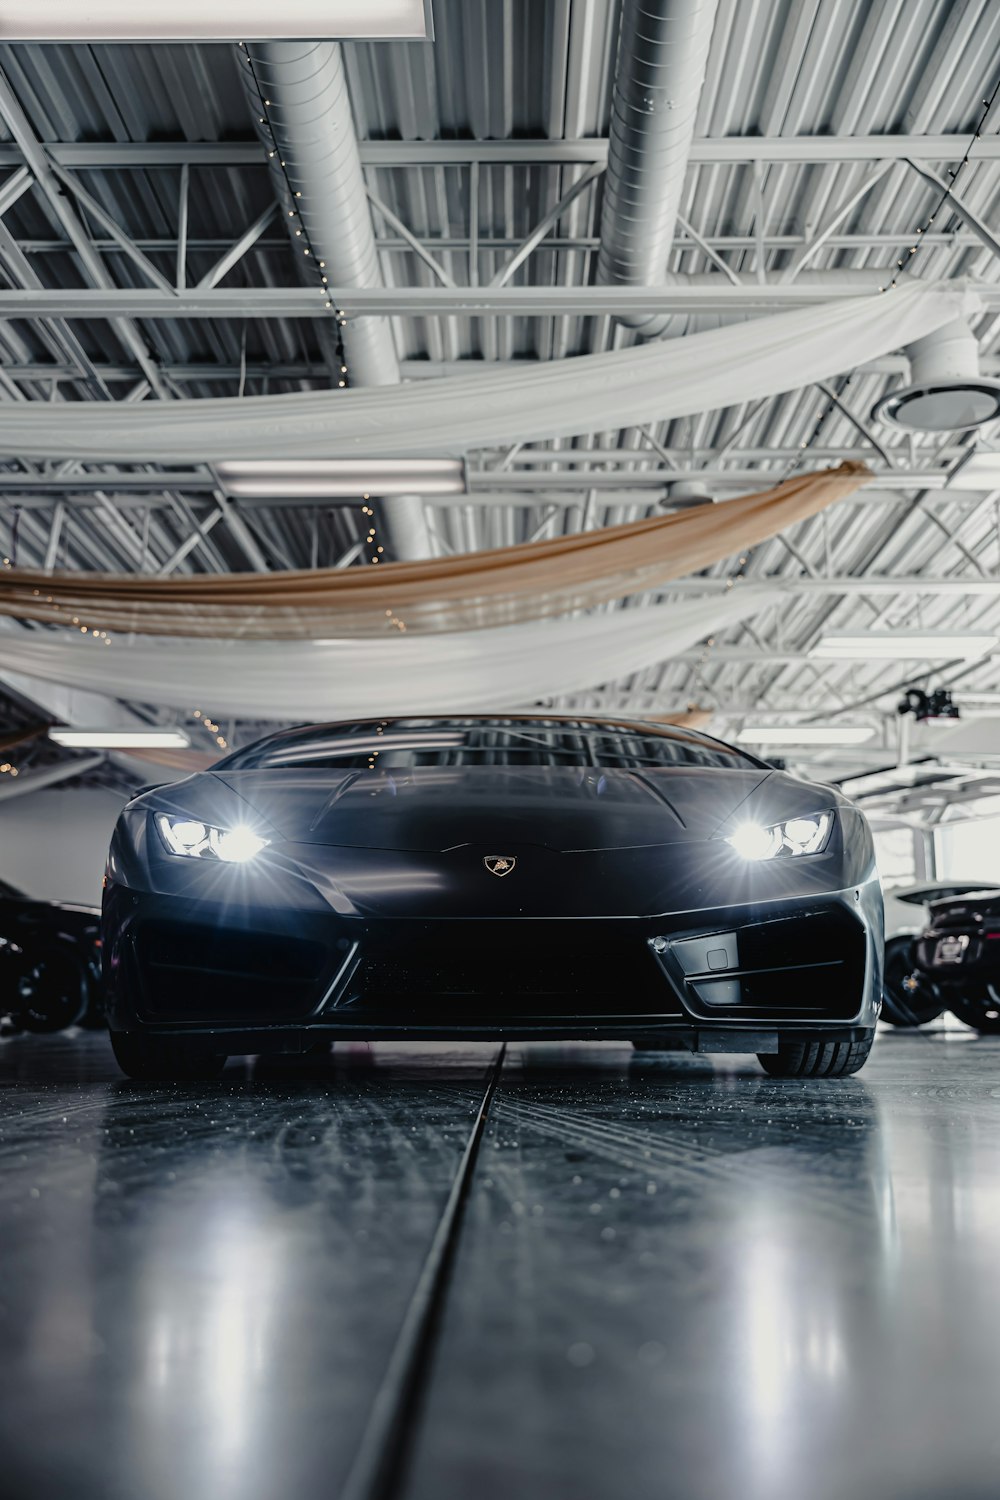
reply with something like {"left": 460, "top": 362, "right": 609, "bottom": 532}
{"left": 102, "top": 717, "right": 882, "bottom": 1077}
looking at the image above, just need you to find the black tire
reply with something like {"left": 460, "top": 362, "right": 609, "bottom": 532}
{"left": 110, "top": 1031, "right": 227, "bottom": 1081}
{"left": 881, "top": 937, "right": 945, "bottom": 1027}
{"left": 78, "top": 974, "right": 107, "bottom": 1029}
{"left": 947, "top": 989, "right": 1000, "bottom": 1035}
{"left": 14, "top": 950, "right": 87, "bottom": 1033}
{"left": 757, "top": 1030, "right": 875, "bottom": 1078}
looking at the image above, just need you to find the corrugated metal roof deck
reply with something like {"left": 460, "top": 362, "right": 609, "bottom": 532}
{"left": 0, "top": 0, "right": 999, "bottom": 775}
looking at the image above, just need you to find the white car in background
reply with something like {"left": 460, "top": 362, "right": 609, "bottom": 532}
{"left": 882, "top": 881, "right": 1000, "bottom": 1026}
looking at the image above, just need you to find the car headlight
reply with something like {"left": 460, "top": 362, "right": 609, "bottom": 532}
{"left": 726, "top": 811, "right": 833, "bottom": 861}
{"left": 154, "top": 813, "right": 269, "bottom": 864}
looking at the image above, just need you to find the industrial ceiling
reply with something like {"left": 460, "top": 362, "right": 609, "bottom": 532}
{"left": 1, "top": 0, "right": 1000, "bottom": 800}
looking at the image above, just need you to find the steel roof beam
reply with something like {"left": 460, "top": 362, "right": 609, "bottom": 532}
{"left": 0, "top": 470, "right": 957, "bottom": 495}
{"left": 4, "top": 284, "right": 1000, "bottom": 318}
{"left": 10, "top": 353, "right": 998, "bottom": 382}
{"left": 8, "top": 231, "right": 1000, "bottom": 258}
{"left": 0, "top": 136, "right": 996, "bottom": 168}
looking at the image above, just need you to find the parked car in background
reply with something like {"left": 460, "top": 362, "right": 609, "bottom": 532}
{"left": 0, "top": 877, "right": 103, "bottom": 1032}
{"left": 914, "top": 887, "right": 1000, "bottom": 1034}
{"left": 881, "top": 882, "right": 1000, "bottom": 1027}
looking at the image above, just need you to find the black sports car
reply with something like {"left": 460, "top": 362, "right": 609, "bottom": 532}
{"left": 914, "top": 889, "right": 1000, "bottom": 1033}
{"left": 0, "top": 876, "right": 103, "bottom": 1031}
{"left": 102, "top": 716, "right": 883, "bottom": 1080}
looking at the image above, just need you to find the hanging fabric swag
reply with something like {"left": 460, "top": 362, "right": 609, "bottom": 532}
{"left": 0, "top": 464, "right": 868, "bottom": 638}
{"left": 0, "top": 588, "right": 781, "bottom": 721}
{"left": 0, "top": 281, "right": 975, "bottom": 461}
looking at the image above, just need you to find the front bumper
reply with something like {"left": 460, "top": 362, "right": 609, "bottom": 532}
{"left": 102, "top": 879, "right": 882, "bottom": 1054}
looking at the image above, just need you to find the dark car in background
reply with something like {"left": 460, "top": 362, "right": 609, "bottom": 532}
{"left": 881, "top": 881, "right": 1000, "bottom": 1027}
{"left": 0, "top": 877, "right": 103, "bottom": 1032}
{"left": 915, "top": 888, "right": 1000, "bottom": 1033}
{"left": 102, "top": 715, "right": 884, "bottom": 1081}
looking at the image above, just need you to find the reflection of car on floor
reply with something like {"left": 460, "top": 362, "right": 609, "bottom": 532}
{"left": 914, "top": 887, "right": 1000, "bottom": 1034}
{"left": 102, "top": 715, "right": 884, "bottom": 1082}
{"left": 881, "top": 882, "right": 1000, "bottom": 1027}
{"left": 0, "top": 877, "right": 103, "bottom": 1032}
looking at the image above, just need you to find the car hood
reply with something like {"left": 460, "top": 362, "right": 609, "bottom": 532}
{"left": 208, "top": 764, "right": 775, "bottom": 853}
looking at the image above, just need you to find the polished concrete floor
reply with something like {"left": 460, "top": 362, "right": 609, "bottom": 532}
{"left": 1, "top": 1029, "right": 999, "bottom": 1500}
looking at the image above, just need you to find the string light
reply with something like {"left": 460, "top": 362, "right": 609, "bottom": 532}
{"left": 779, "top": 73, "right": 1000, "bottom": 487}
{"left": 879, "top": 74, "right": 1000, "bottom": 293}
{"left": 192, "top": 709, "right": 227, "bottom": 752}
{"left": 242, "top": 42, "right": 403, "bottom": 602}
{"left": 0, "top": 762, "right": 19, "bottom": 777}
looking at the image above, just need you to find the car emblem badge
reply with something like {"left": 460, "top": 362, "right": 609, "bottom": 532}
{"left": 484, "top": 855, "right": 516, "bottom": 877}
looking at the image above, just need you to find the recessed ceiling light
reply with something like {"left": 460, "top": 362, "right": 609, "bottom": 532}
{"left": 812, "top": 632, "right": 998, "bottom": 661}
{"left": 0, "top": 1, "right": 431, "bottom": 41}
{"left": 49, "top": 729, "right": 191, "bottom": 749}
{"left": 737, "top": 725, "right": 876, "bottom": 746}
{"left": 871, "top": 381, "right": 1000, "bottom": 433}
{"left": 871, "top": 319, "right": 1000, "bottom": 433}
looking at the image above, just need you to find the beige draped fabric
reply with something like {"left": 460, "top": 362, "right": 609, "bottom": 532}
{"left": 0, "top": 464, "right": 869, "bottom": 639}
{"left": 124, "top": 747, "right": 221, "bottom": 775}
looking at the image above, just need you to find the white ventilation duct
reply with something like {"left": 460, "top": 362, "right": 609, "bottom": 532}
{"left": 871, "top": 318, "right": 1000, "bottom": 432}
{"left": 596, "top": 0, "right": 720, "bottom": 338}
{"left": 239, "top": 42, "right": 432, "bottom": 559}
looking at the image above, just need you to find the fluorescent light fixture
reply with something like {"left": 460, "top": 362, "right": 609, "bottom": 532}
{"left": 49, "top": 729, "right": 191, "bottom": 750}
{"left": 0, "top": 1, "right": 431, "bottom": 41}
{"left": 812, "top": 632, "right": 998, "bottom": 661}
{"left": 947, "top": 450, "right": 1000, "bottom": 490}
{"left": 737, "top": 725, "right": 876, "bottom": 746}
{"left": 215, "top": 458, "right": 466, "bottom": 499}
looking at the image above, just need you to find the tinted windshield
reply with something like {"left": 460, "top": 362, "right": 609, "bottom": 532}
{"left": 222, "top": 718, "right": 760, "bottom": 772}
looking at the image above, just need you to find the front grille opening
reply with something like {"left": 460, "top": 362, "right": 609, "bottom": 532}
{"left": 340, "top": 923, "right": 682, "bottom": 1018}
{"left": 136, "top": 922, "right": 327, "bottom": 1022}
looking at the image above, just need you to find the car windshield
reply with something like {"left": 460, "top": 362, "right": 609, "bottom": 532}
{"left": 220, "top": 718, "right": 762, "bottom": 772}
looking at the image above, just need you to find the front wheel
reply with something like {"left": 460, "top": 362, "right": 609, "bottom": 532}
{"left": 881, "top": 937, "right": 944, "bottom": 1026}
{"left": 947, "top": 988, "right": 1000, "bottom": 1035}
{"left": 758, "top": 1030, "right": 875, "bottom": 1078}
{"left": 15, "top": 950, "right": 87, "bottom": 1032}
{"left": 110, "top": 1031, "right": 227, "bottom": 1081}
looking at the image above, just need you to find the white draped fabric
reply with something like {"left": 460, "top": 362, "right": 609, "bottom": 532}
{"left": 0, "top": 589, "right": 779, "bottom": 721}
{"left": 0, "top": 282, "right": 975, "bottom": 461}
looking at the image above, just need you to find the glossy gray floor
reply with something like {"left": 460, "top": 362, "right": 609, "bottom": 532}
{"left": 1, "top": 1030, "right": 998, "bottom": 1500}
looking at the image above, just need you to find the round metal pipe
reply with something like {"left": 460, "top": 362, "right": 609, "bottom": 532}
{"left": 240, "top": 41, "right": 432, "bottom": 559}
{"left": 596, "top": 0, "right": 720, "bottom": 337}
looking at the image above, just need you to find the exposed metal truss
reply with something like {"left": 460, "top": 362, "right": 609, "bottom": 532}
{"left": 4, "top": 282, "right": 1000, "bottom": 318}
{"left": 0, "top": 133, "right": 998, "bottom": 168}
{"left": 0, "top": 0, "right": 999, "bottom": 786}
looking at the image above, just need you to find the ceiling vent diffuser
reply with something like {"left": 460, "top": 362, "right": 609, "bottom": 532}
{"left": 871, "top": 319, "right": 1000, "bottom": 432}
